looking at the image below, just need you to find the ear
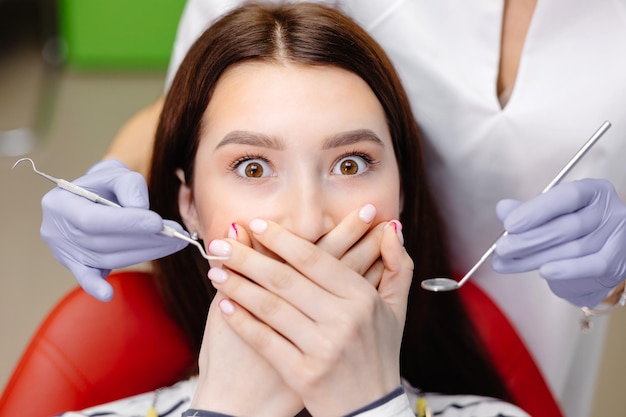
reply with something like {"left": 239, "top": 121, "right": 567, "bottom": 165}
{"left": 177, "top": 168, "right": 201, "bottom": 237}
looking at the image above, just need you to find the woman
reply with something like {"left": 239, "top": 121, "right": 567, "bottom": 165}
{"left": 149, "top": 4, "right": 507, "bottom": 415}
{"left": 61, "top": 3, "right": 527, "bottom": 417}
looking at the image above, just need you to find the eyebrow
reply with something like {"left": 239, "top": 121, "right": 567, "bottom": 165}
{"left": 215, "top": 129, "right": 385, "bottom": 151}
{"left": 322, "top": 129, "right": 385, "bottom": 150}
{"left": 216, "top": 131, "right": 284, "bottom": 150}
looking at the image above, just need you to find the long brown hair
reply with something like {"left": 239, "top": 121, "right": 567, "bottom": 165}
{"left": 149, "top": 2, "right": 511, "bottom": 401}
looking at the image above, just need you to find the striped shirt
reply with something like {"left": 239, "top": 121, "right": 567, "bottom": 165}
{"left": 58, "top": 377, "right": 530, "bottom": 417}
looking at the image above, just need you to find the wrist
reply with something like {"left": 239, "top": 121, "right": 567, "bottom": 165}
{"left": 191, "top": 375, "right": 301, "bottom": 417}
{"left": 580, "top": 281, "right": 626, "bottom": 332}
{"left": 341, "top": 387, "right": 405, "bottom": 417}
{"left": 304, "top": 379, "right": 402, "bottom": 417}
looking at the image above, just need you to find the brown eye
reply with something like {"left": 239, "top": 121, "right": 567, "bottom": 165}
{"left": 332, "top": 155, "right": 368, "bottom": 176}
{"left": 340, "top": 159, "right": 359, "bottom": 175}
{"left": 245, "top": 162, "right": 264, "bottom": 177}
{"left": 234, "top": 157, "right": 273, "bottom": 179}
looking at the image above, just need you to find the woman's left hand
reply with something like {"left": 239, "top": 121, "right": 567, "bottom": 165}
{"left": 207, "top": 219, "right": 413, "bottom": 417}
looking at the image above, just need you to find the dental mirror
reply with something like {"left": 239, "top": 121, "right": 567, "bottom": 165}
{"left": 421, "top": 120, "right": 612, "bottom": 292}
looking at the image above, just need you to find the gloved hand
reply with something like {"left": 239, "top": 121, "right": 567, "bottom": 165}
{"left": 40, "top": 159, "right": 188, "bottom": 301}
{"left": 492, "top": 178, "right": 626, "bottom": 307}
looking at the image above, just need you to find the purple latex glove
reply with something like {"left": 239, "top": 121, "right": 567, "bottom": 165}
{"left": 493, "top": 179, "right": 626, "bottom": 307}
{"left": 40, "top": 159, "right": 188, "bottom": 301}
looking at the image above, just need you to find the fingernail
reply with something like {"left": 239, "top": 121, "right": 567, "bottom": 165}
{"left": 228, "top": 223, "right": 239, "bottom": 239}
{"left": 385, "top": 220, "right": 404, "bottom": 245}
{"left": 208, "top": 267, "right": 228, "bottom": 283}
{"left": 219, "top": 298, "right": 235, "bottom": 315}
{"left": 359, "top": 204, "right": 376, "bottom": 223}
{"left": 208, "top": 239, "right": 232, "bottom": 256}
{"left": 249, "top": 219, "right": 268, "bottom": 234}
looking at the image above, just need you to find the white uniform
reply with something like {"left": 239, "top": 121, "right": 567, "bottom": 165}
{"left": 166, "top": 2, "right": 626, "bottom": 417}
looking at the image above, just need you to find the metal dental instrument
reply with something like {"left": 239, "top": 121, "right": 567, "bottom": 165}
{"left": 421, "top": 120, "right": 612, "bottom": 292}
{"left": 12, "top": 158, "right": 227, "bottom": 262}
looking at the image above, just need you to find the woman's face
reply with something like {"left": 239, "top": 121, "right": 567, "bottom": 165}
{"left": 179, "top": 62, "right": 401, "bottom": 251}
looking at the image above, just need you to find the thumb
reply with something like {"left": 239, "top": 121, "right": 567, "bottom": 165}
{"left": 377, "top": 221, "right": 413, "bottom": 321}
{"left": 496, "top": 199, "right": 523, "bottom": 223}
{"left": 113, "top": 170, "right": 150, "bottom": 209}
{"left": 66, "top": 261, "right": 114, "bottom": 301}
{"left": 230, "top": 222, "right": 253, "bottom": 247}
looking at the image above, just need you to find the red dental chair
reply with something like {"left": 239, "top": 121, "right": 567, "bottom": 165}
{"left": 0, "top": 270, "right": 563, "bottom": 417}
{"left": 0, "top": 271, "right": 194, "bottom": 417}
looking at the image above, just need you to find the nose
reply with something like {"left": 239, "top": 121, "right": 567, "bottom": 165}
{"left": 278, "top": 178, "right": 334, "bottom": 243}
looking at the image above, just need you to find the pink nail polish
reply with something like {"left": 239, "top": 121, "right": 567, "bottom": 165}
{"left": 208, "top": 267, "right": 228, "bottom": 283}
{"left": 249, "top": 219, "right": 268, "bottom": 234}
{"left": 393, "top": 220, "right": 404, "bottom": 245}
{"left": 219, "top": 298, "right": 235, "bottom": 315}
{"left": 359, "top": 204, "right": 376, "bottom": 223}
{"left": 208, "top": 239, "right": 232, "bottom": 256}
{"left": 385, "top": 220, "right": 404, "bottom": 245}
{"left": 228, "top": 223, "right": 239, "bottom": 239}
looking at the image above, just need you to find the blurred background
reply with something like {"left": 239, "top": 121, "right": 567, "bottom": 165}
{"left": 0, "top": 1, "right": 624, "bottom": 416}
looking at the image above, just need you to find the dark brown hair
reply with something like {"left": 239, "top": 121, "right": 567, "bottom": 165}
{"left": 149, "top": 1, "right": 511, "bottom": 402}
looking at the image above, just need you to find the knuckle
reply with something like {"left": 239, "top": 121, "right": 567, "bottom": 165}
{"left": 354, "top": 291, "right": 378, "bottom": 318}
{"left": 71, "top": 208, "right": 95, "bottom": 231}
{"left": 297, "top": 342, "right": 339, "bottom": 389}
{"left": 251, "top": 325, "right": 273, "bottom": 351}
{"left": 40, "top": 190, "right": 56, "bottom": 210}
{"left": 293, "top": 244, "right": 323, "bottom": 267}
{"left": 229, "top": 311, "right": 272, "bottom": 351}
{"left": 315, "top": 336, "right": 341, "bottom": 362}
{"left": 334, "top": 305, "right": 369, "bottom": 344}
{"left": 259, "top": 293, "right": 282, "bottom": 316}
{"left": 341, "top": 255, "right": 360, "bottom": 273}
{"left": 297, "top": 361, "right": 325, "bottom": 391}
{"left": 269, "top": 267, "right": 294, "bottom": 290}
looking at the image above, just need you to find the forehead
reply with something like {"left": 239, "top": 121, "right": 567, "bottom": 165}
{"left": 201, "top": 61, "right": 390, "bottom": 143}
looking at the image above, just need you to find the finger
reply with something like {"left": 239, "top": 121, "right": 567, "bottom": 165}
{"left": 540, "top": 243, "right": 626, "bottom": 288}
{"left": 210, "top": 267, "right": 317, "bottom": 348}
{"left": 246, "top": 219, "right": 371, "bottom": 297}
{"left": 81, "top": 238, "right": 186, "bottom": 269}
{"left": 503, "top": 180, "right": 596, "bottom": 233}
{"left": 493, "top": 222, "right": 614, "bottom": 274}
{"left": 316, "top": 204, "right": 376, "bottom": 258}
{"left": 65, "top": 261, "right": 113, "bottom": 301}
{"left": 69, "top": 221, "right": 186, "bottom": 259}
{"left": 111, "top": 170, "right": 150, "bottom": 209}
{"left": 377, "top": 221, "right": 413, "bottom": 320}
{"left": 229, "top": 223, "right": 253, "bottom": 247}
{"left": 338, "top": 222, "right": 385, "bottom": 276}
{"left": 208, "top": 238, "right": 335, "bottom": 319}
{"left": 363, "top": 259, "right": 384, "bottom": 287}
{"left": 496, "top": 199, "right": 522, "bottom": 223}
{"left": 217, "top": 297, "right": 303, "bottom": 376}
{"left": 545, "top": 279, "right": 611, "bottom": 308}
{"left": 46, "top": 199, "right": 164, "bottom": 237}
{"left": 495, "top": 208, "right": 599, "bottom": 258}
{"left": 75, "top": 163, "right": 149, "bottom": 209}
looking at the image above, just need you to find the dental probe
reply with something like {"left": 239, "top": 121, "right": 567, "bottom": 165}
{"left": 421, "top": 120, "right": 612, "bottom": 292}
{"left": 12, "top": 158, "right": 227, "bottom": 262}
